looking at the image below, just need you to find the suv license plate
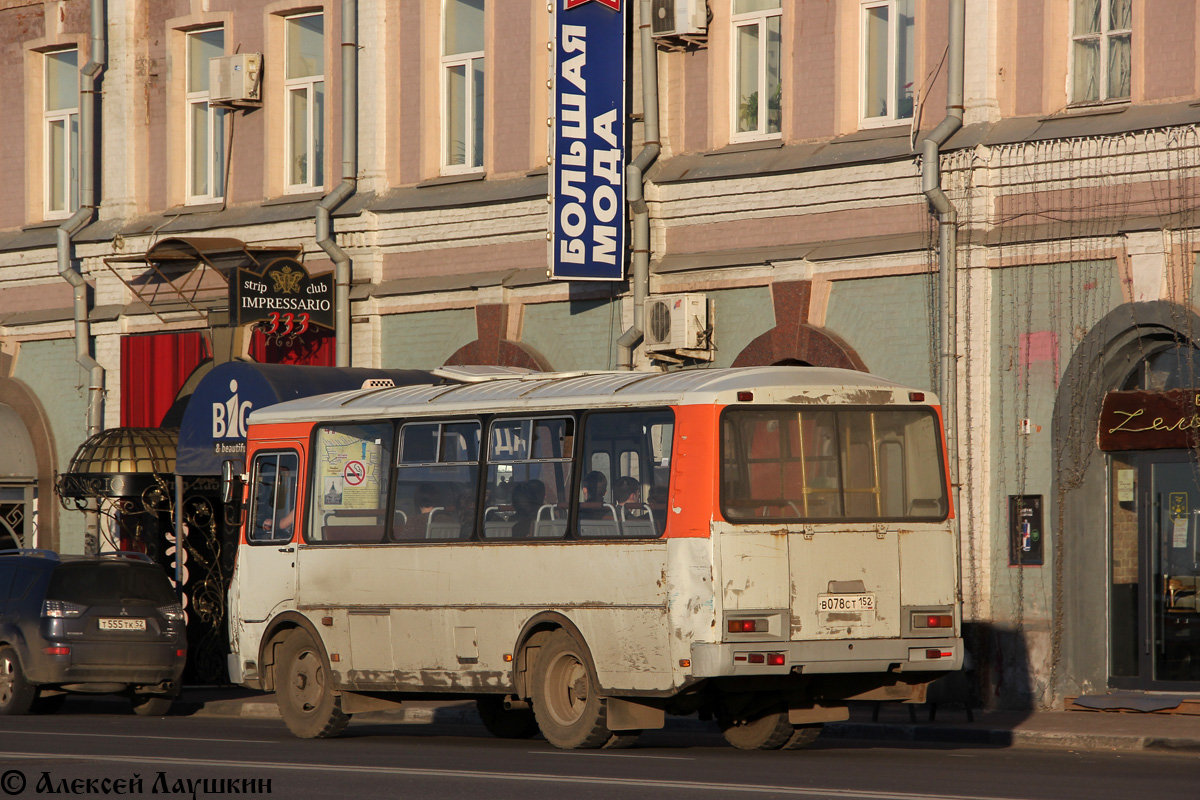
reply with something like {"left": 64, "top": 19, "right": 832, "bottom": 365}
{"left": 98, "top": 618, "right": 146, "bottom": 631}
{"left": 817, "top": 594, "right": 875, "bottom": 613}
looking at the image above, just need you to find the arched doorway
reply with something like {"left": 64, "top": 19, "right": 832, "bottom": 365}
{"left": 1054, "top": 302, "right": 1200, "bottom": 695}
{"left": 731, "top": 281, "right": 865, "bottom": 370}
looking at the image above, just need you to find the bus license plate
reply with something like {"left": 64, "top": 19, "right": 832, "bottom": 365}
{"left": 817, "top": 594, "right": 875, "bottom": 613}
{"left": 98, "top": 618, "right": 146, "bottom": 631}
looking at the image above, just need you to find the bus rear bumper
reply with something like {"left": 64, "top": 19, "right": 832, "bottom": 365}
{"left": 690, "top": 637, "right": 964, "bottom": 677}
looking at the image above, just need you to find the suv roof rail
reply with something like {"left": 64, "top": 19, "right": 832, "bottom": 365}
{"left": 95, "top": 551, "right": 154, "bottom": 563}
{"left": 0, "top": 548, "right": 60, "bottom": 560}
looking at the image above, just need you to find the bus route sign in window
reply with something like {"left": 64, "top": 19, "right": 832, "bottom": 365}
{"left": 721, "top": 407, "right": 947, "bottom": 522}
{"left": 309, "top": 423, "right": 394, "bottom": 544}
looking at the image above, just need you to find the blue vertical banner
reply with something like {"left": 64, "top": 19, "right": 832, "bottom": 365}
{"left": 550, "top": 0, "right": 626, "bottom": 281}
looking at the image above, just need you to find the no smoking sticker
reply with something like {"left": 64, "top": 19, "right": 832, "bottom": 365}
{"left": 343, "top": 460, "right": 366, "bottom": 486}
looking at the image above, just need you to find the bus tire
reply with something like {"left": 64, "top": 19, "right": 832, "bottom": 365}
{"left": 718, "top": 708, "right": 795, "bottom": 750}
{"left": 782, "top": 724, "right": 823, "bottom": 750}
{"left": 276, "top": 629, "right": 349, "bottom": 739}
{"left": 530, "top": 630, "right": 614, "bottom": 749}
{"left": 476, "top": 696, "right": 539, "bottom": 739}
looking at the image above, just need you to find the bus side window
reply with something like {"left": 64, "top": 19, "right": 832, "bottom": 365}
{"left": 394, "top": 420, "right": 481, "bottom": 542}
{"left": 577, "top": 409, "right": 673, "bottom": 539}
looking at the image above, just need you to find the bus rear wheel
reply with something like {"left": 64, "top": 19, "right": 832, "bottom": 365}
{"left": 718, "top": 708, "right": 822, "bottom": 750}
{"left": 276, "top": 630, "right": 349, "bottom": 739}
{"left": 531, "top": 630, "right": 637, "bottom": 749}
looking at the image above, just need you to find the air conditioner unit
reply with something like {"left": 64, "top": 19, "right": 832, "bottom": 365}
{"left": 650, "top": 0, "right": 707, "bottom": 38}
{"left": 645, "top": 293, "right": 709, "bottom": 352}
{"left": 209, "top": 53, "right": 263, "bottom": 105}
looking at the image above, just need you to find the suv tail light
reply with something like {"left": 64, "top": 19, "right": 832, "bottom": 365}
{"left": 42, "top": 600, "right": 86, "bottom": 618}
{"left": 159, "top": 604, "right": 185, "bottom": 623}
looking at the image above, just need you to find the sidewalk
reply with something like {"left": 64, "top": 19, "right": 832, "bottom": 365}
{"left": 174, "top": 689, "right": 1200, "bottom": 756}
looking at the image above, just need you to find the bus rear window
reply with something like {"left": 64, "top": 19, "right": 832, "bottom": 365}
{"left": 720, "top": 407, "right": 947, "bottom": 522}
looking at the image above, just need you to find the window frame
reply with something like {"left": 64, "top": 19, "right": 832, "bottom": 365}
{"left": 283, "top": 11, "right": 325, "bottom": 193}
{"left": 1069, "top": 0, "right": 1132, "bottom": 106}
{"left": 858, "top": 0, "right": 914, "bottom": 129}
{"left": 729, "top": 0, "right": 783, "bottom": 143}
{"left": 43, "top": 48, "right": 79, "bottom": 220}
{"left": 441, "top": 0, "right": 485, "bottom": 174}
{"left": 248, "top": 450, "right": 301, "bottom": 545}
{"left": 185, "top": 27, "right": 227, "bottom": 205}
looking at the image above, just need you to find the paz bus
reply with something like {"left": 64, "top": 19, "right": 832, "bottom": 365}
{"left": 224, "top": 366, "right": 962, "bottom": 750}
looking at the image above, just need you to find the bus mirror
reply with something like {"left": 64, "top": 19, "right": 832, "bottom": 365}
{"left": 221, "top": 460, "right": 245, "bottom": 506}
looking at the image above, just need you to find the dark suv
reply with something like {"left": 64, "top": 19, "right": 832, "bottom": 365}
{"left": 0, "top": 550, "right": 186, "bottom": 716}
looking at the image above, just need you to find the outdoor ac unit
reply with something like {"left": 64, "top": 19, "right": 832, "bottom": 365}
{"left": 645, "top": 293, "right": 709, "bottom": 352}
{"left": 650, "top": 0, "right": 707, "bottom": 38}
{"left": 209, "top": 53, "right": 262, "bottom": 104}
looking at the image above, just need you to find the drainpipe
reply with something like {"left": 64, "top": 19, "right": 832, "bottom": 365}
{"left": 57, "top": 0, "right": 106, "bottom": 440}
{"left": 316, "top": 0, "right": 357, "bottom": 367}
{"left": 616, "top": 0, "right": 661, "bottom": 370}
{"left": 921, "top": 0, "right": 965, "bottom": 487}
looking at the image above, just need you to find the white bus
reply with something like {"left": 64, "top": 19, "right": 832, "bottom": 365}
{"left": 225, "top": 366, "right": 962, "bottom": 749}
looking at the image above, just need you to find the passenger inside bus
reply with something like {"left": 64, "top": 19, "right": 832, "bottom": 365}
{"left": 400, "top": 483, "right": 440, "bottom": 539}
{"left": 580, "top": 470, "right": 609, "bottom": 520}
{"left": 511, "top": 479, "right": 545, "bottom": 538}
{"left": 259, "top": 464, "right": 295, "bottom": 540}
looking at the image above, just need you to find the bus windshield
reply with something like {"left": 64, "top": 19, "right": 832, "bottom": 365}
{"left": 721, "top": 406, "right": 948, "bottom": 522}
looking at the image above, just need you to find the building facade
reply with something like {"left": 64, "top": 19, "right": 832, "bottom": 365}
{"left": 2, "top": 0, "right": 1200, "bottom": 704}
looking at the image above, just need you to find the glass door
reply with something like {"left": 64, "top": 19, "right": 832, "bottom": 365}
{"left": 1149, "top": 458, "right": 1200, "bottom": 684}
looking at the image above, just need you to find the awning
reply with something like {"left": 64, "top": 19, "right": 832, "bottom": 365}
{"left": 57, "top": 427, "right": 177, "bottom": 500}
{"left": 176, "top": 362, "right": 443, "bottom": 476}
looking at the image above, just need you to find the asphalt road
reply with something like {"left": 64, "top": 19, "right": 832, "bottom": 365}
{"left": 0, "top": 710, "right": 1194, "bottom": 800}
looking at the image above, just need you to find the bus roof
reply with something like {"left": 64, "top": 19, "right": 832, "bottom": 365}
{"left": 247, "top": 366, "right": 936, "bottom": 426}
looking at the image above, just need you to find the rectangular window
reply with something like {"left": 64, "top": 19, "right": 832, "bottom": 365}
{"left": 731, "top": 0, "right": 782, "bottom": 140}
{"left": 44, "top": 49, "right": 79, "bottom": 218}
{"left": 249, "top": 452, "right": 300, "bottom": 543}
{"left": 186, "top": 27, "right": 227, "bottom": 203}
{"left": 482, "top": 417, "right": 572, "bottom": 540}
{"left": 860, "top": 0, "right": 914, "bottom": 126}
{"left": 442, "top": 0, "right": 485, "bottom": 172}
{"left": 285, "top": 13, "right": 324, "bottom": 191}
{"left": 578, "top": 410, "right": 673, "bottom": 539}
{"left": 309, "top": 424, "right": 394, "bottom": 544}
{"left": 721, "top": 407, "right": 947, "bottom": 522}
{"left": 1071, "top": 0, "right": 1131, "bottom": 104}
{"left": 394, "top": 420, "right": 481, "bottom": 541}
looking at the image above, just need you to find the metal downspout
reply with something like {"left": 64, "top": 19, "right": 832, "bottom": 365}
{"left": 57, "top": 0, "right": 106, "bottom": 440}
{"left": 316, "top": 0, "right": 358, "bottom": 367}
{"left": 616, "top": 0, "right": 661, "bottom": 370}
{"left": 921, "top": 0, "right": 965, "bottom": 487}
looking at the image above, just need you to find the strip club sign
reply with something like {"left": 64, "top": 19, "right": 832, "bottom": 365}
{"left": 550, "top": 0, "right": 626, "bottom": 281}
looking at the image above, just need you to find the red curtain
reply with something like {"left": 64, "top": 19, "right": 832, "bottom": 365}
{"left": 121, "top": 332, "right": 212, "bottom": 427}
{"left": 248, "top": 327, "right": 335, "bottom": 366}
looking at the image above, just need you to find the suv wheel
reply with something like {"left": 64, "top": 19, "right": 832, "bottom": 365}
{"left": 0, "top": 646, "right": 36, "bottom": 715}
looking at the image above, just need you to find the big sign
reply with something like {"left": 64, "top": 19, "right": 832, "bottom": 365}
{"left": 550, "top": 0, "right": 626, "bottom": 281}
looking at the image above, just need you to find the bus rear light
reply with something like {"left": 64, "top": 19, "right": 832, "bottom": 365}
{"left": 747, "top": 653, "right": 765, "bottom": 664}
{"left": 727, "top": 618, "right": 765, "bottom": 633}
{"left": 734, "top": 655, "right": 748, "bottom": 662}
{"left": 912, "top": 613, "right": 954, "bottom": 629}
{"left": 925, "top": 649, "right": 953, "bottom": 659}
{"left": 679, "top": 659, "right": 690, "bottom": 668}
{"left": 909, "top": 391, "right": 925, "bottom": 402}
{"left": 737, "top": 391, "right": 754, "bottom": 402}
{"left": 42, "top": 646, "right": 70, "bottom": 656}
{"left": 766, "top": 653, "right": 785, "bottom": 666}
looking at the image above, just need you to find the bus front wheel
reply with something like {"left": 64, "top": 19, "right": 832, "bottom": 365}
{"left": 530, "top": 630, "right": 639, "bottom": 749}
{"left": 276, "top": 630, "right": 349, "bottom": 739}
{"left": 718, "top": 708, "right": 823, "bottom": 750}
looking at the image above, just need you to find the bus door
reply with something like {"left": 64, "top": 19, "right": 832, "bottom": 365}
{"left": 237, "top": 450, "right": 301, "bottom": 623}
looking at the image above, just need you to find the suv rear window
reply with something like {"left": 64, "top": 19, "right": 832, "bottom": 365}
{"left": 46, "top": 563, "right": 176, "bottom": 606}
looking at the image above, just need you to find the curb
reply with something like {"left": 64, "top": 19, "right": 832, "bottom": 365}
{"left": 186, "top": 700, "right": 1200, "bottom": 754}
